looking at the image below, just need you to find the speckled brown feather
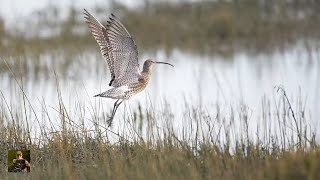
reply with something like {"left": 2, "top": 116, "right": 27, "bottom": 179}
{"left": 84, "top": 9, "right": 139, "bottom": 87}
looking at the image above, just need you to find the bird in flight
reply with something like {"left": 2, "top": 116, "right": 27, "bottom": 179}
{"left": 84, "top": 9, "right": 174, "bottom": 126}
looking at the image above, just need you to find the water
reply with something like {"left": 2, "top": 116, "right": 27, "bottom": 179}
{"left": 1, "top": 42, "right": 319, "bottom": 142}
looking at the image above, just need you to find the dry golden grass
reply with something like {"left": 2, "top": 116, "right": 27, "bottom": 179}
{"left": 0, "top": 84, "right": 319, "bottom": 179}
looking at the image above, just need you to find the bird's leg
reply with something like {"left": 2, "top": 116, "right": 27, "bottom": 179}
{"left": 107, "top": 99, "right": 119, "bottom": 127}
{"left": 114, "top": 100, "right": 123, "bottom": 114}
{"left": 111, "top": 99, "right": 120, "bottom": 115}
{"left": 107, "top": 99, "right": 123, "bottom": 127}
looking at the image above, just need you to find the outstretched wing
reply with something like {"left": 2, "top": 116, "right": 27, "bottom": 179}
{"left": 84, "top": 9, "right": 115, "bottom": 85}
{"left": 84, "top": 9, "right": 140, "bottom": 87}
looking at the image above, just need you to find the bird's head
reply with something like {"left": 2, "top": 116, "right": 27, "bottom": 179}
{"left": 142, "top": 59, "right": 174, "bottom": 73}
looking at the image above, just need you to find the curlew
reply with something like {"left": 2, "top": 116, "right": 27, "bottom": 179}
{"left": 84, "top": 9, "right": 174, "bottom": 126}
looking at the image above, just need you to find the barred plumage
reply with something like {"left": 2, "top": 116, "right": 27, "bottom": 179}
{"left": 84, "top": 9, "right": 139, "bottom": 87}
{"left": 84, "top": 9, "right": 174, "bottom": 126}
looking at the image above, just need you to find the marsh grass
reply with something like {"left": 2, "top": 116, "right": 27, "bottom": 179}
{"left": 0, "top": 75, "right": 319, "bottom": 179}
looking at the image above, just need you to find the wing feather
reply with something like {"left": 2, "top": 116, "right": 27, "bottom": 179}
{"left": 84, "top": 9, "right": 140, "bottom": 87}
{"left": 84, "top": 9, "right": 116, "bottom": 85}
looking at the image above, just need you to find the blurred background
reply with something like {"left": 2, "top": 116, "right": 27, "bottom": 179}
{"left": 0, "top": 0, "right": 319, "bottom": 141}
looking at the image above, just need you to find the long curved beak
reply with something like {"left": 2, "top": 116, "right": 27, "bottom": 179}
{"left": 155, "top": 61, "right": 174, "bottom": 67}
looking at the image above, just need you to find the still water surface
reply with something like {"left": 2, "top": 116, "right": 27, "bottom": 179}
{"left": 1, "top": 43, "right": 319, "bottom": 140}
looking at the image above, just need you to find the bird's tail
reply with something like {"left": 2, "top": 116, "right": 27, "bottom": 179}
{"left": 93, "top": 91, "right": 110, "bottom": 98}
{"left": 93, "top": 93, "right": 103, "bottom": 97}
{"left": 94, "top": 86, "right": 128, "bottom": 99}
